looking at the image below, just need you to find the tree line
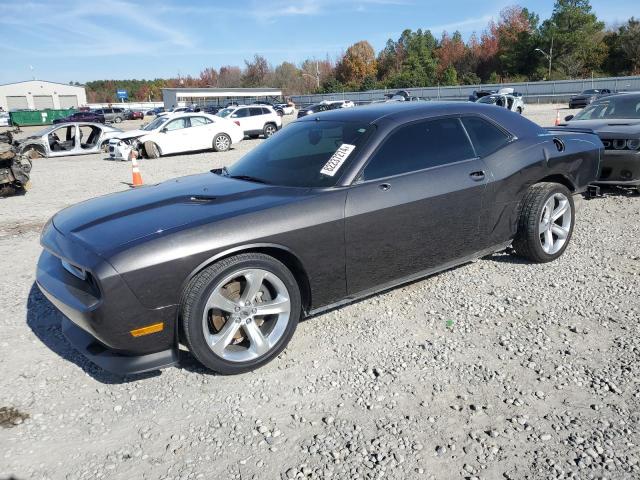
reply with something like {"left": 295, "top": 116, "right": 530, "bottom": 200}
{"left": 84, "top": 0, "right": 640, "bottom": 103}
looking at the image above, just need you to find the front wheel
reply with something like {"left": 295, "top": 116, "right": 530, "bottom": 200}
{"left": 144, "top": 141, "right": 160, "bottom": 159}
{"left": 512, "top": 182, "right": 574, "bottom": 263}
{"left": 212, "top": 133, "right": 231, "bottom": 152}
{"left": 114, "top": 116, "right": 122, "bottom": 123}
{"left": 181, "top": 253, "right": 301, "bottom": 374}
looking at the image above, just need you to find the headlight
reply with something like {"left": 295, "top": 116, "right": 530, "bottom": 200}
{"left": 626, "top": 139, "right": 640, "bottom": 150}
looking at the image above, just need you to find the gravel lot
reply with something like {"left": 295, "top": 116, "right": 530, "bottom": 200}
{"left": 1, "top": 104, "right": 639, "bottom": 480}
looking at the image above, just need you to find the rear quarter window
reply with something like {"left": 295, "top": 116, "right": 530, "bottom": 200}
{"left": 461, "top": 116, "right": 511, "bottom": 157}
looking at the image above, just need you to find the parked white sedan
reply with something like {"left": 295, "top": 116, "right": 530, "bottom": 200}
{"left": 108, "top": 113, "right": 244, "bottom": 160}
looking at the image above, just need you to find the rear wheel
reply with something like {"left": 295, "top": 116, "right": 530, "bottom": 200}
{"left": 144, "top": 141, "right": 160, "bottom": 159}
{"left": 212, "top": 133, "right": 231, "bottom": 152}
{"left": 182, "top": 253, "right": 301, "bottom": 374}
{"left": 513, "top": 182, "right": 574, "bottom": 263}
{"left": 263, "top": 123, "right": 277, "bottom": 138}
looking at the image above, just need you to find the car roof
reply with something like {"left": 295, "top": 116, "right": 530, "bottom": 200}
{"left": 297, "top": 101, "right": 542, "bottom": 136}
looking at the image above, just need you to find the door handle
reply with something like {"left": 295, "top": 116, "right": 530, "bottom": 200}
{"left": 378, "top": 183, "right": 391, "bottom": 191}
{"left": 469, "top": 171, "right": 485, "bottom": 181}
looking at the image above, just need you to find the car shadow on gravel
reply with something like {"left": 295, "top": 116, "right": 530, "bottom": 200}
{"left": 26, "top": 283, "right": 160, "bottom": 384}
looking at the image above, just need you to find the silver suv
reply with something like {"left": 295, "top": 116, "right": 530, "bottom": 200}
{"left": 94, "top": 107, "right": 126, "bottom": 123}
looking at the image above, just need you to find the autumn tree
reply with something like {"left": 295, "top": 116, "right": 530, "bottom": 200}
{"left": 242, "top": 55, "right": 271, "bottom": 87}
{"left": 199, "top": 67, "right": 219, "bottom": 87}
{"left": 218, "top": 66, "right": 242, "bottom": 87}
{"left": 335, "top": 41, "right": 377, "bottom": 88}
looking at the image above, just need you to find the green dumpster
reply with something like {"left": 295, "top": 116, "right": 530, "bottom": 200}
{"left": 9, "top": 109, "right": 75, "bottom": 126}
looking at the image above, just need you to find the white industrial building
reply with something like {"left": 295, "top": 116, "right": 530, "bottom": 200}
{"left": 0, "top": 80, "right": 87, "bottom": 111}
{"left": 162, "top": 87, "right": 283, "bottom": 109}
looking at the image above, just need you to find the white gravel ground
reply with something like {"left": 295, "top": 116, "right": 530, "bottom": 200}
{"left": 1, "top": 105, "right": 639, "bottom": 480}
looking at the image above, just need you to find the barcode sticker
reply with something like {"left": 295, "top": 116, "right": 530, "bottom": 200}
{"left": 320, "top": 144, "right": 356, "bottom": 177}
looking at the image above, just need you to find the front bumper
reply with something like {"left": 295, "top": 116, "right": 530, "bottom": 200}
{"left": 36, "top": 222, "right": 180, "bottom": 375}
{"left": 594, "top": 149, "right": 640, "bottom": 186}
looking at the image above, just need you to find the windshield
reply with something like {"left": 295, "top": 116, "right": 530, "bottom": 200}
{"left": 142, "top": 117, "right": 168, "bottom": 131}
{"left": 581, "top": 89, "right": 599, "bottom": 95}
{"left": 217, "top": 108, "right": 235, "bottom": 118}
{"left": 225, "top": 121, "right": 373, "bottom": 187}
{"left": 573, "top": 96, "right": 640, "bottom": 120}
{"left": 478, "top": 96, "right": 498, "bottom": 104}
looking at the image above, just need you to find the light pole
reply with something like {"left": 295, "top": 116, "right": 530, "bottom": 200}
{"left": 535, "top": 36, "right": 553, "bottom": 80}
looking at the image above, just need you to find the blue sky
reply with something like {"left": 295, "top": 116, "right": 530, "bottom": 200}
{"left": 0, "top": 0, "right": 637, "bottom": 84}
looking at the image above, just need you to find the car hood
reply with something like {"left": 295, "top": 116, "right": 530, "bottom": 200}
{"left": 52, "top": 173, "right": 307, "bottom": 256}
{"left": 565, "top": 119, "right": 640, "bottom": 136}
{"left": 111, "top": 129, "right": 151, "bottom": 140}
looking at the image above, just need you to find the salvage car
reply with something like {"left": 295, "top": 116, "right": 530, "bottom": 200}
{"left": 476, "top": 89, "right": 525, "bottom": 114}
{"left": 108, "top": 112, "right": 244, "bottom": 159}
{"left": 563, "top": 92, "right": 640, "bottom": 191}
{"left": 16, "top": 123, "right": 123, "bottom": 158}
{"left": 36, "top": 102, "right": 601, "bottom": 375}
{"left": 568, "top": 88, "right": 612, "bottom": 109}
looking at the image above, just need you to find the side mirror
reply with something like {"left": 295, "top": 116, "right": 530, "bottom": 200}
{"left": 160, "top": 127, "right": 168, "bottom": 133}
{"left": 564, "top": 115, "right": 574, "bottom": 122}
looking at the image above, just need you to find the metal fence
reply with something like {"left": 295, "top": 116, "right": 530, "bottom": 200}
{"left": 290, "top": 75, "right": 640, "bottom": 106}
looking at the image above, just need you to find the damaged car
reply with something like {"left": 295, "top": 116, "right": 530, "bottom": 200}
{"left": 16, "top": 123, "right": 124, "bottom": 158}
{"left": 563, "top": 92, "right": 640, "bottom": 192}
{"left": 36, "top": 102, "right": 602, "bottom": 376}
{"left": 476, "top": 88, "right": 525, "bottom": 114}
{"left": 108, "top": 113, "right": 244, "bottom": 160}
{"left": 0, "top": 130, "right": 32, "bottom": 196}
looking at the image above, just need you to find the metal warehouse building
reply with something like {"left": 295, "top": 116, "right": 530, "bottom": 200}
{"left": 0, "top": 80, "right": 87, "bottom": 111}
{"left": 162, "top": 87, "right": 283, "bottom": 109}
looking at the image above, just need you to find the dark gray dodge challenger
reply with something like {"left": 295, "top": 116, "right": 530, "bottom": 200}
{"left": 36, "top": 102, "right": 602, "bottom": 375}
{"left": 563, "top": 92, "right": 640, "bottom": 191}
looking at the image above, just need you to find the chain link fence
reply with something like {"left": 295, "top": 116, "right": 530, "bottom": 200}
{"left": 291, "top": 75, "right": 640, "bottom": 106}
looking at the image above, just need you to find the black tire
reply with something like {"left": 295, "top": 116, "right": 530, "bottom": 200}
{"left": 181, "top": 253, "right": 302, "bottom": 374}
{"left": 512, "top": 182, "right": 575, "bottom": 263}
{"left": 263, "top": 123, "right": 277, "bottom": 138}
{"left": 517, "top": 107, "right": 523, "bottom": 114}
{"left": 144, "top": 141, "right": 160, "bottom": 159}
{"left": 212, "top": 133, "right": 231, "bottom": 152}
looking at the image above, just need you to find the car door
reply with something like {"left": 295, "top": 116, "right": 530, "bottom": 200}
{"left": 249, "top": 107, "right": 265, "bottom": 133}
{"left": 344, "top": 116, "right": 489, "bottom": 294}
{"left": 188, "top": 116, "right": 215, "bottom": 150}
{"left": 230, "top": 108, "right": 250, "bottom": 133}
{"left": 156, "top": 117, "right": 190, "bottom": 154}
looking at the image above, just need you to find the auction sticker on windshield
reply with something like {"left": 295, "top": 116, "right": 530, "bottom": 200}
{"left": 320, "top": 144, "right": 356, "bottom": 176}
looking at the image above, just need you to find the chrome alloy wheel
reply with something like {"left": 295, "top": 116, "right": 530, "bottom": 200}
{"left": 214, "top": 135, "right": 230, "bottom": 151}
{"left": 202, "top": 268, "right": 291, "bottom": 362}
{"left": 539, "top": 192, "right": 572, "bottom": 255}
{"left": 264, "top": 124, "right": 276, "bottom": 137}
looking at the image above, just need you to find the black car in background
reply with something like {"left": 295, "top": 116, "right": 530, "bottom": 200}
{"left": 564, "top": 92, "right": 640, "bottom": 191}
{"left": 297, "top": 102, "right": 339, "bottom": 118}
{"left": 36, "top": 102, "right": 601, "bottom": 376}
{"left": 53, "top": 111, "right": 105, "bottom": 124}
{"left": 468, "top": 89, "right": 497, "bottom": 102}
{"left": 568, "top": 88, "right": 612, "bottom": 109}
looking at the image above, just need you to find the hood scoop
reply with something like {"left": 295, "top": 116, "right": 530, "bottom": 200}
{"left": 188, "top": 195, "right": 218, "bottom": 203}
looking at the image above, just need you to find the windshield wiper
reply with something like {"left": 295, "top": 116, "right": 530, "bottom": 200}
{"left": 211, "top": 167, "right": 270, "bottom": 184}
{"left": 228, "top": 174, "right": 271, "bottom": 185}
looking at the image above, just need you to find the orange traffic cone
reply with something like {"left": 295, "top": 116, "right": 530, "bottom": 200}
{"left": 130, "top": 150, "right": 143, "bottom": 187}
{"left": 554, "top": 110, "right": 561, "bottom": 126}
